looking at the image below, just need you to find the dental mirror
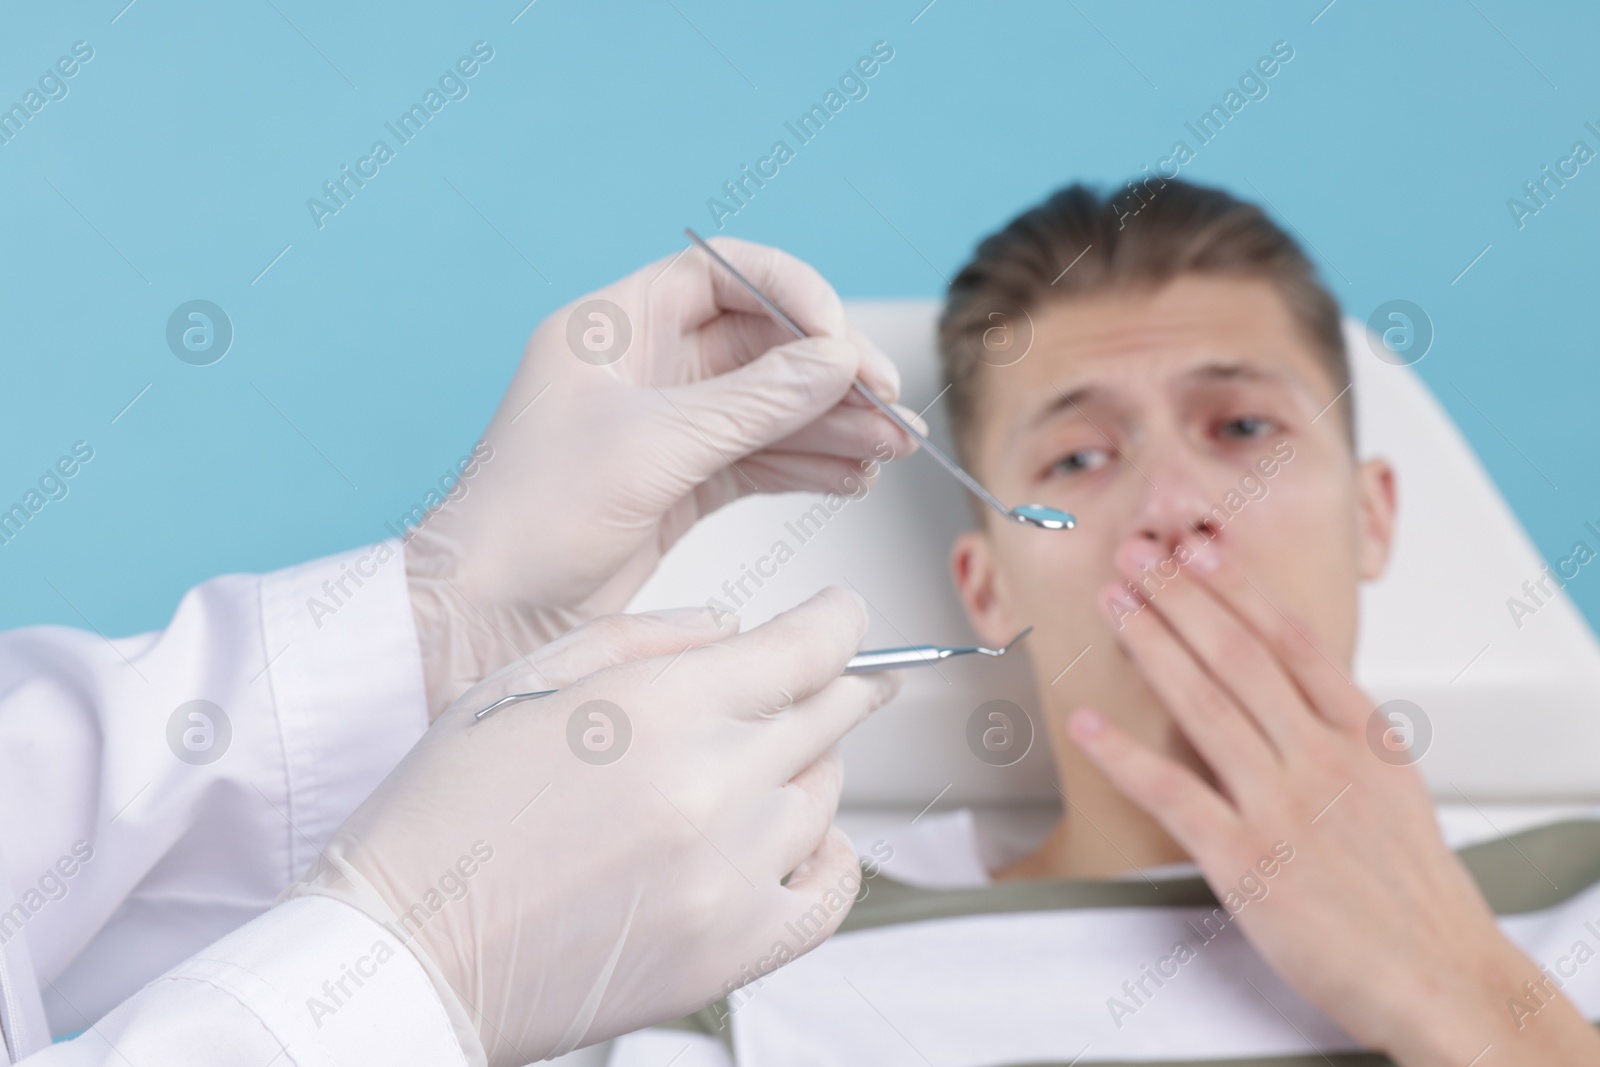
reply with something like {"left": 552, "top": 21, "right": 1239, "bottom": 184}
{"left": 683, "top": 228, "right": 1076, "bottom": 532}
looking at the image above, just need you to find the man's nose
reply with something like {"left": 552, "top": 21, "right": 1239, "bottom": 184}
{"left": 1125, "top": 449, "right": 1221, "bottom": 561}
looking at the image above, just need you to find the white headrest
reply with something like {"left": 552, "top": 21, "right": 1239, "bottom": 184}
{"left": 628, "top": 302, "right": 1600, "bottom": 803}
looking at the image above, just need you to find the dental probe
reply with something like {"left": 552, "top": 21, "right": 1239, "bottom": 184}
{"left": 682, "top": 228, "right": 1076, "bottom": 533}
{"left": 473, "top": 626, "right": 1033, "bottom": 721}
{"left": 840, "top": 625, "right": 1033, "bottom": 674}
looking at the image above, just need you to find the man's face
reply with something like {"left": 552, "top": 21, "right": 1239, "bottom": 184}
{"left": 950, "top": 274, "right": 1394, "bottom": 752}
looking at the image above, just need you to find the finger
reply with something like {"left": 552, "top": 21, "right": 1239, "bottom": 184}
{"left": 462, "top": 607, "right": 739, "bottom": 711}
{"left": 1103, "top": 581, "right": 1282, "bottom": 807}
{"left": 532, "top": 607, "right": 742, "bottom": 687}
{"left": 1184, "top": 537, "right": 1372, "bottom": 733}
{"left": 690, "top": 403, "right": 918, "bottom": 510}
{"left": 679, "top": 445, "right": 899, "bottom": 527}
{"left": 688, "top": 452, "right": 884, "bottom": 516}
{"left": 674, "top": 585, "right": 874, "bottom": 713}
{"left": 764, "top": 670, "right": 901, "bottom": 783}
{"left": 774, "top": 824, "right": 861, "bottom": 954}
{"left": 693, "top": 307, "right": 815, "bottom": 378}
{"left": 845, "top": 323, "right": 901, "bottom": 402}
{"left": 671, "top": 236, "right": 847, "bottom": 342}
{"left": 598, "top": 238, "right": 845, "bottom": 352}
{"left": 1117, "top": 539, "right": 1318, "bottom": 759}
{"left": 761, "top": 400, "right": 924, "bottom": 461}
{"left": 772, "top": 746, "right": 845, "bottom": 875}
{"left": 691, "top": 312, "right": 904, "bottom": 407}
{"left": 659, "top": 336, "right": 861, "bottom": 482}
{"left": 1067, "top": 708, "right": 1242, "bottom": 860}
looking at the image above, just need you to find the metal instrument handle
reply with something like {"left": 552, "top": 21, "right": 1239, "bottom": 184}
{"left": 841, "top": 646, "right": 946, "bottom": 674}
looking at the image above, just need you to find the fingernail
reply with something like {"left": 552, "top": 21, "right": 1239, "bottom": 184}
{"left": 1189, "top": 541, "right": 1220, "bottom": 573}
{"left": 855, "top": 337, "right": 900, "bottom": 401}
{"left": 1069, "top": 708, "right": 1104, "bottom": 742}
{"left": 828, "top": 585, "right": 870, "bottom": 629}
{"left": 650, "top": 605, "right": 724, "bottom": 629}
{"left": 890, "top": 403, "right": 928, "bottom": 438}
{"left": 1118, "top": 540, "right": 1163, "bottom": 576}
{"left": 860, "top": 363, "right": 895, "bottom": 399}
{"left": 869, "top": 671, "right": 902, "bottom": 706}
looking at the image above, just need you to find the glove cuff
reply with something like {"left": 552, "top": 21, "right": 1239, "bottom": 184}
{"left": 287, "top": 845, "right": 491, "bottom": 1067}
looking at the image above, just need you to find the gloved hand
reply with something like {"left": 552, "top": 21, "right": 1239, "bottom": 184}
{"left": 291, "top": 586, "right": 898, "bottom": 1066}
{"left": 406, "top": 237, "right": 922, "bottom": 717}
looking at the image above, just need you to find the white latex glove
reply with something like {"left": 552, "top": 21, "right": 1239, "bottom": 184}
{"left": 406, "top": 236, "right": 922, "bottom": 717}
{"left": 290, "top": 586, "right": 898, "bottom": 1066}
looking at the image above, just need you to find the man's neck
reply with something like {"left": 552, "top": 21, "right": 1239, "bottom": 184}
{"left": 993, "top": 736, "right": 1192, "bottom": 881}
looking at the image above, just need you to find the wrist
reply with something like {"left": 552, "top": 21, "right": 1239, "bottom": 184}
{"left": 290, "top": 853, "right": 491, "bottom": 1065}
{"left": 1387, "top": 938, "right": 1600, "bottom": 1067}
{"left": 404, "top": 529, "right": 571, "bottom": 720}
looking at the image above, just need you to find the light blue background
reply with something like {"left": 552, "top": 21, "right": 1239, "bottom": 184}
{"left": 0, "top": 0, "right": 1594, "bottom": 636}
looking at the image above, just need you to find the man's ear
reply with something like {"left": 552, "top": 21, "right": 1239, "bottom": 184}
{"left": 951, "top": 528, "right": 1020, "bottom": 648}
{"left": 1355, "top": 457, "right": 1397, "bottom": 582}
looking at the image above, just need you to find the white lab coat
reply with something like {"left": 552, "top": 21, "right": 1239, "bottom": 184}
{"left": 0, "top": 541, "right": 468, "bottom": 1064}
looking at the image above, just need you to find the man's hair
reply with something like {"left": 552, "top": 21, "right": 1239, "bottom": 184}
{"left": 937, "top": 179, "right": 1351, "bottom": 470}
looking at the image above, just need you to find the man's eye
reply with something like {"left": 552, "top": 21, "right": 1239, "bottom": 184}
{"left": 1051, "top": 448, "right": 1112, "bottom": 475}
{"left": 1218, "top": 416, "right": 1277, "bottom": 440}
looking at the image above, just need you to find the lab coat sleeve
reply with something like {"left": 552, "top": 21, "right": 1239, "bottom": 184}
{"left": 22, "top": 895, "right": 469, "bottom": 1067}
{"left": 0, "top": 540, "right": 429, "bottom": 1051}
